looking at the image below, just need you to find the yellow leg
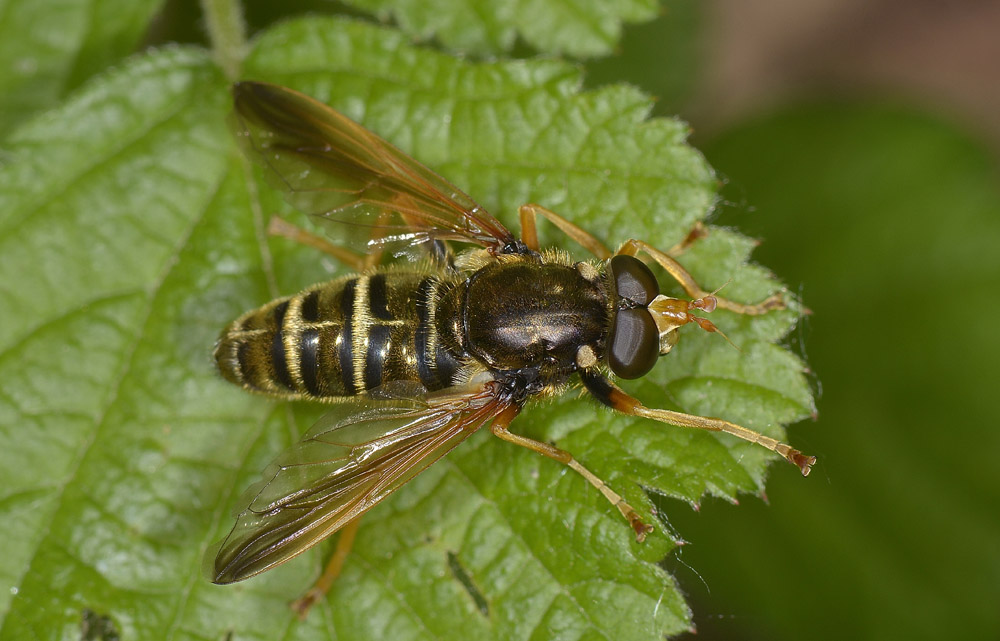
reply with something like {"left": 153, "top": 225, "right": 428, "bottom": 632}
{"left": 270, "top": 203, "right": 452, "bottom": 270}
{"left": 490, "top": 408, "right": 653, "bottom": 541}
{"left": 290, "top": 516, "right": 362, "bottom": 619}
{"left": 580, "top": 370, "right": 815, "bottom": 476}
{"left": 519, "top": 203, "right": 713, "bottom": 260}
{"left": 518, "top": 203, "right": 613, "bottom": 258}
{"left": 268, "top": 215, "right": 369, "bottom": 271}
{"left": 617, "top": 238, "right": 785, "bottom": 315}
{"left": 517, "top": 205, "right": 777, "bottom": 313}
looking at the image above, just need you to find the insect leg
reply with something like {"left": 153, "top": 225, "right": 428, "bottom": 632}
{"left": 518, "top": 203, "right": 613, "bottom": 258}
{"left": 268, "top": 215, "right": 369, "bottom": 271}
{"left": 489, "top": 405, "right": 653, "bottom": 541}
{"left": 580, "top": 370, "right": 815, "bottom": 476}
{"left": 268, "top": 209, "right": 400, "bottom": 269}
{"left": 290, "top": 516, "right": 362, "bottom": 619}
{"left": 617, "top": 238, "right": 785, "bottom": 315}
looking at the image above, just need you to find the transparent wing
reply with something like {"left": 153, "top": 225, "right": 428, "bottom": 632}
{"left": 207, "top": 385, "right": 510, "bottom": 584}
{"left": 231, "top": 81, "right": 518, "bottom": 254}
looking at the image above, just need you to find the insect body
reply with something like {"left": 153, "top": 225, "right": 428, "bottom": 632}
{"left": 216, "top": 255, "right": 616, "bottom": 401}
{"left": 216, "top": 270, "right": 463, "bottom": 398}
{"left": 208, "top": 81, "right": 814, "bottom": 589}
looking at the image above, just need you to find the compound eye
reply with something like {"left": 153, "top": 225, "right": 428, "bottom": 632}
{"left": 610, "top": 255, "right": 659, "bottom": 306}
{"left": 608, "top": 308, "right": 658, "bottom": 379}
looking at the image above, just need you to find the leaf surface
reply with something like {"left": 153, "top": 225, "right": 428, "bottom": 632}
{"left": 0, "top": 0, "right": 165, "bottom": 138}
{"left": 0, "top": 17, "right": 813, "bottom": 641}
{"left": 342, "top": 0, "right": 658, "bottom": 57}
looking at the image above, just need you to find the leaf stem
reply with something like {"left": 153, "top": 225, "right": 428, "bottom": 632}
{"left": 201, "top": 0, "right": 247, "bottom": 80}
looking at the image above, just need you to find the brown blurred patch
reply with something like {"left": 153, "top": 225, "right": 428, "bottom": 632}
{"left": 695, "top": 0, "right": 1000, "bottom": 147}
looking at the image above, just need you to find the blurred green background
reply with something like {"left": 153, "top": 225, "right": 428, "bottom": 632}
{"left": 8, "top": 0, "right": 999, "bottom": 638}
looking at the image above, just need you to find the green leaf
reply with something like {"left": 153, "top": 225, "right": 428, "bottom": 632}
{"left": 0, "top": 16, "right": 812, "bottom": 641}
{"left": 0, "top": 0, "right": 166, "bottom": 139}
{"left": 341, "top": 0, "right": 659, "bottom": 57}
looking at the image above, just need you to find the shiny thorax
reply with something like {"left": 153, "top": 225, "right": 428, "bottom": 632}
{"left": 438, "top": 255, "right": 609, "bottom": 386}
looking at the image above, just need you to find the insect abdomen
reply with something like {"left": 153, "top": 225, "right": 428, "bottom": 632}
{"left": 215, "top": 271, "right": 463, "bottom": 399}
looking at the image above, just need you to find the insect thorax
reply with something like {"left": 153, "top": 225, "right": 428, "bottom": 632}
{"left": 440, "top": 256, "right": 610, "bottom": 386}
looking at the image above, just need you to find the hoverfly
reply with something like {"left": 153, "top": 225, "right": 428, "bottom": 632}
{"left": 208, "top": 81, "right": 814, "bottom": 604}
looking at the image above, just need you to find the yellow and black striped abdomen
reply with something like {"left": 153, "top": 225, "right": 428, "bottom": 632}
{"left": 215, "top": 270, "right": 464, "bottom": 400}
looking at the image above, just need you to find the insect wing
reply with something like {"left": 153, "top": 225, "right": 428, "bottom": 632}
{"left": 231, "top": 81, "right": 517, "bottom": 252}
{"left": 208, "top": 390, "right": 509, "bottom": 584}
